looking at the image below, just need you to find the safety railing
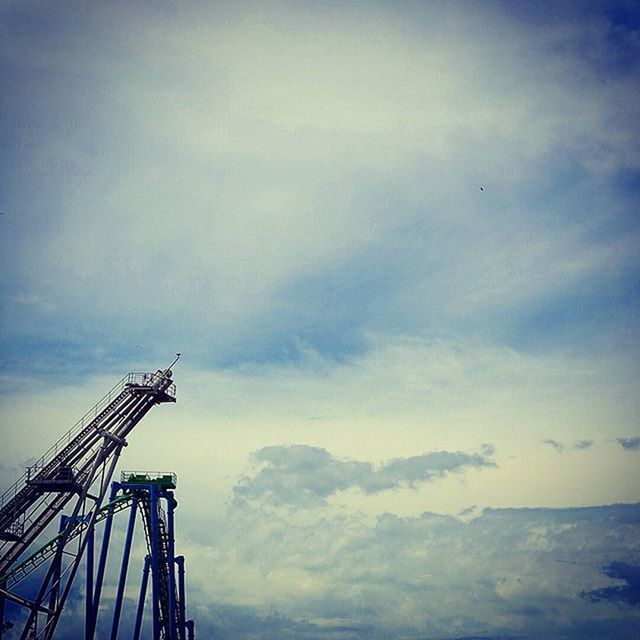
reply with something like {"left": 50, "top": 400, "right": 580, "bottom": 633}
{"left": 125, "top": 372, "right": 176, "bottom": 399}
{"left": 0, "top": 371, "right": 174, "bottom": 512}
{"left": 120, "top": 471, "right": 177, "bottom": 488}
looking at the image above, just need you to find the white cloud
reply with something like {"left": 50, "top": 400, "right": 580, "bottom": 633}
{"left": 2, "top": 334, "right": 637, "bottom": 517}
{"left": 233, "top": 444, "right": 495, "bottom": 507}
{"left": 178, "top": 501, "right": 640, "bottom": 639}
{"left": 1, "top": 4, "right": 639, "bottom": 636}
{"left": 2, "top": 0, "right": 638, "bottom": 356}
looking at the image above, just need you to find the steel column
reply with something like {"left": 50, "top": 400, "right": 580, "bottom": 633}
{"left": 40, "top": 442, "right": 125, "bottom": 640}
{"left": 19, "top": 441, "right": 114, "bottom": 640}
{"left": 109, "top": 496, "right": 138, "bottom": 640}
{"left": 87, "top": 482, "right": 119, "bottom": 639}
{"left": 149, "top": 485, "right": 161, "bottom": 640}
{"left": 176, "top": 555, "right": 186, "bottom": 638}
{"left": 85, "top": 523, "right": 94, "bottom": 638}
{"left": 167, "top": 494, "right": 177, "bottom": 640}
{"left": 133, "top": 555, "right": 151, "bottom": 640}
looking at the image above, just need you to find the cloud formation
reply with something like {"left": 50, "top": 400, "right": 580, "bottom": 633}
{"left": 617, "top": 437, "right": 640, "bottom": 451}
{"left": 0, "top": 2, "right": 639, "bottom": 638}
{"left": 0, "top": 0, "right": 639, "bottom": 376}
{"left": 543, "top": 439, "right": 594, "bottom": 453}
{"left": 581, "top": 562, "right": 640, "bottom": 606}
{"left": 233, "top": 445, "right": 495, "bottom": 507}
{"left": 179, "top": 500, "right": 640, "bottom": 639}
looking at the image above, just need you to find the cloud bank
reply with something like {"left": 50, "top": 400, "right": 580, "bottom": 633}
{"left": 0, "top": 0, "right": 639, "bottom": 376}
{"left": 174, "top": 500, "right": 640, "bottom": 640}
{"left": 0, "top": 1, "right": 639, "bottom": 638}
{"left": 233, "top": 445, "right": 495, "bottom": 507}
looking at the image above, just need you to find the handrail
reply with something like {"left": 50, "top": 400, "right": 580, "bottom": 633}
{"left": 0, "top": 371, "right": 175, "bottom": 513}
{"left": 120, "top": 471, "right": 178, "bottom": 487}
{"left": 0, "top": 374, "right": 130, "bottom": 512}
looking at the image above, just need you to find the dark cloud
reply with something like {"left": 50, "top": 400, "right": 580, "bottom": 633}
{"left": 543, "top": 438, "right": 564, "bottom": 452}
{"left": 542, "top": 439, "right": 594, "bottom": 453}
{"left": 581, "top": 562, "right": 640, "bottom": 606}
{"left": 234, "top": 445, "right": 495, "bottom": 507}
{"left": 617, "top": 437, "right": 640, "bottom": 451}
{"left": 194, "top": 603, "right": 374, "bottom": 640}
{"left": 431, "top": 637, "right": 520, "bottom": 640}
{"left": 182, "top": 502, "right": 640, "bottom": 640}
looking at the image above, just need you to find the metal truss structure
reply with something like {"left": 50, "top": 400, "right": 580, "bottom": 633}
{"left": 0, "top": 359, "right": 194, "bottom": 639}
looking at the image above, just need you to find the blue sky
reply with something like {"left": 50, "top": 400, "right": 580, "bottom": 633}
{"left": 1, "top": 1, "right": 639, "bottom": 638}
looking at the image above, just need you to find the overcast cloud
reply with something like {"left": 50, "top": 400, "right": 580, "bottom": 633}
{"left": 167, "top": 500, "right": 640, "bottom": 640}
{"left": 1, "top": 1, "right": 639, "bottom": 638}
{"left": 1, "top": 0, "right": 639, "bottom": 374}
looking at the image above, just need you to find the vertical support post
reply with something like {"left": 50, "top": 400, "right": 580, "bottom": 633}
{"left": 132, "top": 556, "right": 151, "bottom": 640}
{"left": 85, "top": 523, "right": 95, "bottom": 639}
{"left": 175, "top": 556, "right": 186, "bottom": 639}
{"left": 20, "top": 515, "right": 71, "bottom": 640}
{"left": 109, "top": 496, "right": 138, "bottom": 640}
{"left": 167, "top": 493, "right": 177, "bottom": 640}
{"left": 87, "top": 482, "right": 120, "bottom": 640}
{"left": 42, "top": 442, "right": 125, "bottom": 640}
{"left": 21, "top": 436, "right": 119, "bottom": 640}
{"left": 149, "top": 485, "right": 161, "bottom": 640}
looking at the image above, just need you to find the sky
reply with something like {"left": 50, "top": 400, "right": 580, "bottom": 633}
{"left": 1, "top": 0, "right": 639, "bottom": 638}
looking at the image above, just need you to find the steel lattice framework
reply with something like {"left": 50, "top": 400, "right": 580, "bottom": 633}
{"left": 0, "top": 360, "right": 193, "bottom": 639}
